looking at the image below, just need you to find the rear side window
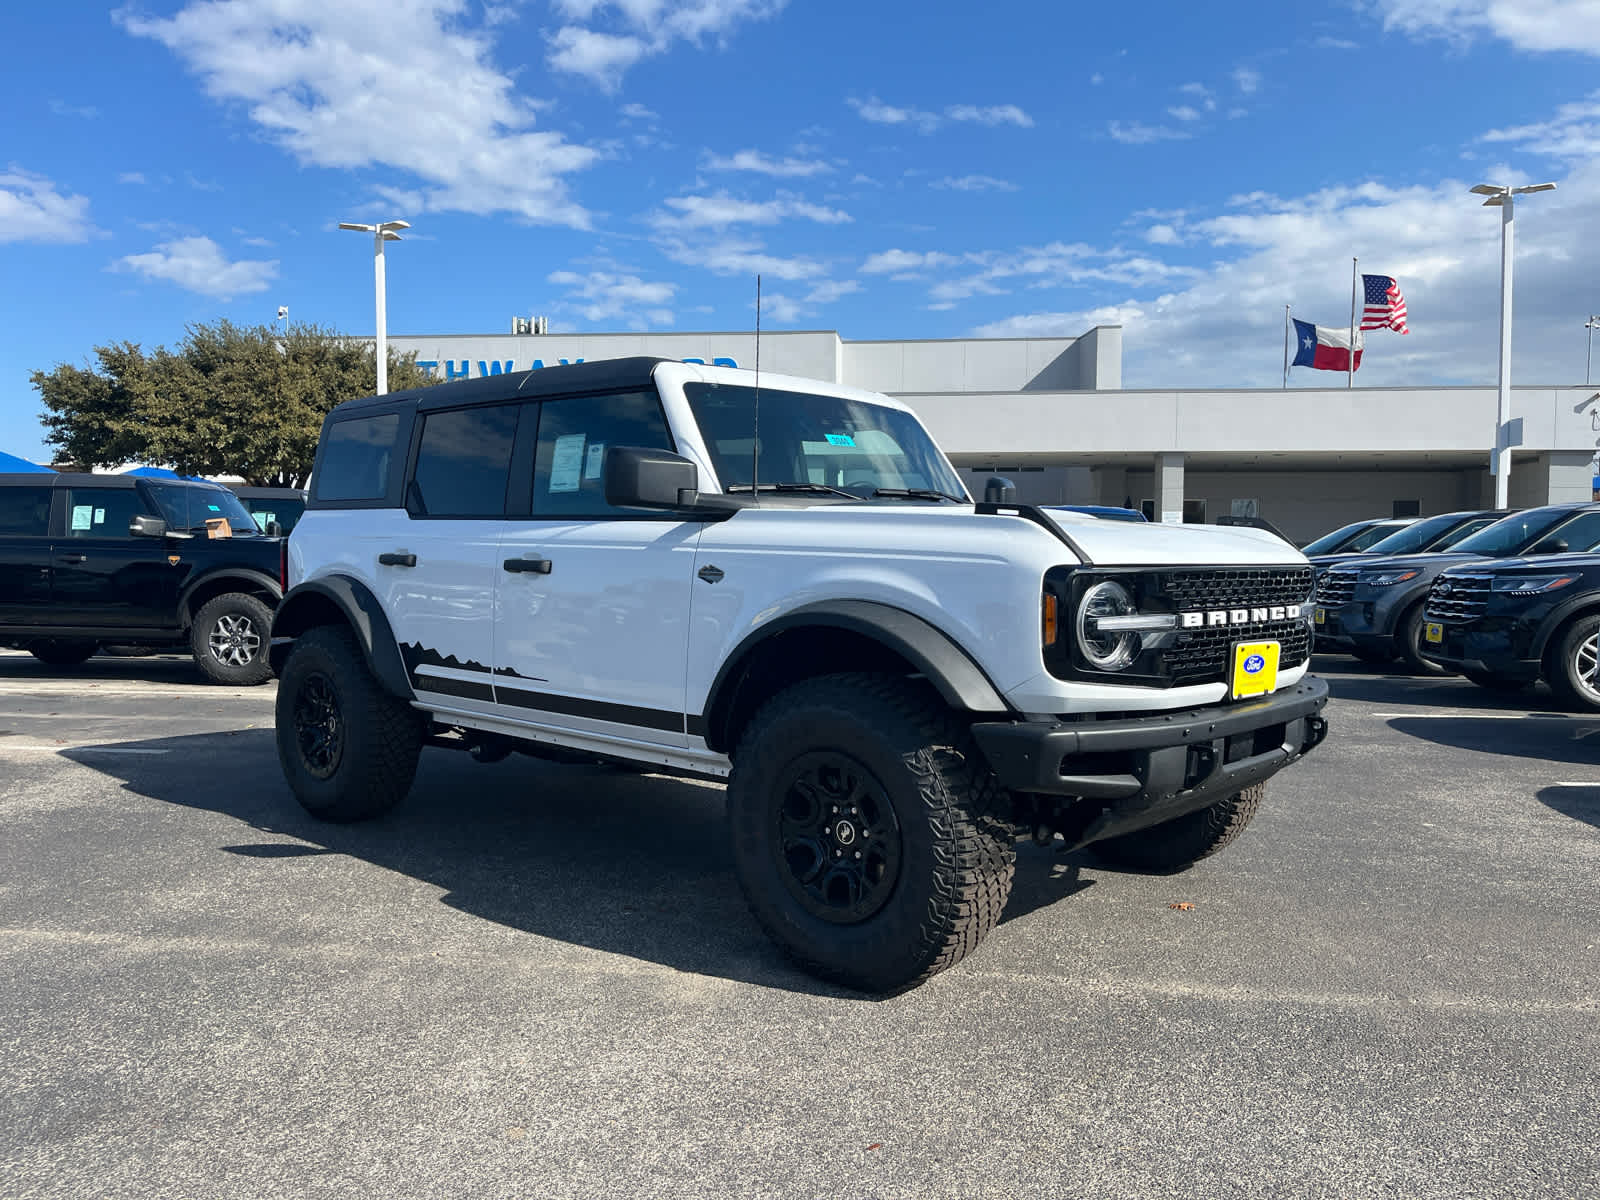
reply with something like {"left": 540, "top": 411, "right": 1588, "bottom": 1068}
{"left": 409, "top": 404, "right": 519, "bottom": 517}
{"left": 0, "top": 486, "right": 51, "bottom": 536}
{"left": 315, "top": 414, "right": 400, "bottom": 502}
{"left": 532, "top": 390, "right": 673, "bottom": 517}
{"left": 65, "top": 487, "right": 147, "bottom": 538}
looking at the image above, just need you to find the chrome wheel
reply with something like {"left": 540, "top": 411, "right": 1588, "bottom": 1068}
{"left": 208, "top": 613, "right": 261, "bottom": 667}
{"left": 1573, "top": 632, "right": 1600, "bottom": 704}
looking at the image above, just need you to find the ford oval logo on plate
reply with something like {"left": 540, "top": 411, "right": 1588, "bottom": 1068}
{"left": 1243, "top": 653, "right": 1266, "bottom": 674}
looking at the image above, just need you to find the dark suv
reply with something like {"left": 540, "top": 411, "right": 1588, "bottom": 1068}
{"left": 1308, "top": 509, "right": 1507, "bottom": 580}
{"left": 1420, "top": 554, "right": 1600, "bottom": 706}
{"left": 0, "top": 473, "right": 286, "bottom": 684}
{"left": 226, "top": 485, "right": 307, "bottom": 535}
{"left": 1312, "top": 503, "right": 1600, "bottom": 673}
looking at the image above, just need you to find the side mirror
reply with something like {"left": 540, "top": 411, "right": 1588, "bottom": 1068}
{"left": 129, "top": 514, "right": 168, "bottom": 538}
{"left": 604, "top": 446, "right": 701, "bottom": 510}
{"left": 263, "top": 520, "right": 285, "bottom": 537}
{"left": 1531, "top": 538, "right": 1568, "bottom": 554}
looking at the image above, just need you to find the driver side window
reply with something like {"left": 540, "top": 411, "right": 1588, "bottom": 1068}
{"left": 1546, "top": 511, "right": 1600, "bottom": 553}
{"left": 531, "top": 390, "right": 674, "bottom": 517}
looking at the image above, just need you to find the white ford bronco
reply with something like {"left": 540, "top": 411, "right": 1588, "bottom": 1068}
{"left": 271, "top": 357, "right": 1329, "bottom": 991}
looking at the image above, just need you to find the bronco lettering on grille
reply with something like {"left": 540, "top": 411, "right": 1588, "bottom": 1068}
{"left": 1180, "top": 604, "right": 1302, "bottom": 629}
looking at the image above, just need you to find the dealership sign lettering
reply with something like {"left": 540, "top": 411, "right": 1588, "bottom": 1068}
{"left": 417, "top": 356, "right": 740, "bottom": 380}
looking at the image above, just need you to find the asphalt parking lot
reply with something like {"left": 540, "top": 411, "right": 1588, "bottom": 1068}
{"left": 1, "top": 650, "right": 1596, "bottom": 1200}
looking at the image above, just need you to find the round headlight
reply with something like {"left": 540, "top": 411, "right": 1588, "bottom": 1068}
{"left": 1077, "top": 580, "right": 1140, "bottom": 670}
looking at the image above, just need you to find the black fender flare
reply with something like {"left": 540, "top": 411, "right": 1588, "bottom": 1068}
{"left": 178, "top": 567, "right": 284, "bottom": 620}
{"left": 270, "top": 575, "right": 414, "bottom": 701}
{"left": 698, "top": 600, "right": 1011, "bottom": 752}
{"left": 1531, "top": 594, "right": 1600, "bottom": 662}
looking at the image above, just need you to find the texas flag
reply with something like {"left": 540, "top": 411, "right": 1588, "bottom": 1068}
{"left": 1291, "top": 318, "right": 1364, "bottom": 372}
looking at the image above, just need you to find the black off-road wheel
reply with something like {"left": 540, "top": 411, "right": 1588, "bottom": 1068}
{"left": 726, "top": 673, "right": 1015, "bottom": 993}
{"left": 190, "top": 592, "right": 274, "bottom": 685}
{"left": 1398, "top": 603, "right": 1447, "bottom": 675}
{"left": 28, "top": 639, "right": 98, "bottom": 667}
{"left": 1463, "top": 670, "right": 1534, "bottom": 694}
{"left": 1546, "top": 614, "right": 1600, "bottom": 712}
{"left": 1092, "top": 783, "right": 1267, "bottom": 872}
{"left": 275, "top": 625, "right": 425, "bottom": 822}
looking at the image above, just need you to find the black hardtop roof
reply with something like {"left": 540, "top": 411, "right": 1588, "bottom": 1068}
{"left": 331, "top": 356, "right": 675, "bottom": 417}
{"left": 226, "top": 484, "right": 306, "bottom": 498}
{"left": 0, "top": 472, "right": 235, "bottom": 490}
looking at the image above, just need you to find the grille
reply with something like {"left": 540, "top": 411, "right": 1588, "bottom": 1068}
{"left": 1314, "top": 570, "right": 1357, "bottom": 607}
{"left": 1154, "top": 567, "right": 1314, "bottom": 686}
{"left": 1424, "top": 574, "right": 1491, "bottom": 622}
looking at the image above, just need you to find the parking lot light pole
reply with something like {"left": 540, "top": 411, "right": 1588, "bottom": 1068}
{"left": 338, "top": 219, "right": 410, "bottom": 395}
{"left": 1587, "top": 315, "right": 1600, "bottom": 387}
{"left": 1470, "top": 182, "right": 1555, "bottom": 509}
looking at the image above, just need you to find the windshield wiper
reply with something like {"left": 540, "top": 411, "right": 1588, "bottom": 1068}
{"left": 726, "top": 482, "right": 862, "bottom": 500}
{"left": 870, "top": 487, "right": 964, "bottom": 503}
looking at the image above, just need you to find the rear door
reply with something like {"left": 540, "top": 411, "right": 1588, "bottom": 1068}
{"left": 48, "top": 484, "right": 178, "bottom": 630}
{"left": 0, "top": 483, "right": 56, "bottom": 627}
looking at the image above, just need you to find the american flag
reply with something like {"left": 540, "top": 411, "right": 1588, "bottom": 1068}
{"left": 1360, "top": 273, "right": 1409, "bottom": 334}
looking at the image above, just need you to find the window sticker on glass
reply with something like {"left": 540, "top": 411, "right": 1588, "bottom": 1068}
{"left": 825, "top": 433, "right": 857, "bottom": 447}
{"left": 71, "top": 505, "right": 93, "bottom": 531}
{"left": 549, "top": 434, "right": 586, "bottom": 493}
{"left": 93, "top": 508, "right": 106, "bottom": 525}
{"left": 207, "top": 503, "right": 221, "bottom": 512}
{"left": 584, "top": 442, "right": 606, "bottom": 481}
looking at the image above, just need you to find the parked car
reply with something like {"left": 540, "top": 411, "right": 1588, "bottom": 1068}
{"left": 0, "top": 472, "right": 286, "bottom": 684}
{"left": 1300, "top": 517, "right": 1416, "bottom": 555}
{"left": 1419, "top": 553, "right": 1600, "bottom": 706}
{"left": 226, "top": 485, "right": 307, "bottom": 535}
{"left": 1309, "top": 509, "right": 1509, "bottom": 580}
{"left": 1046, "top": 504, "right": 1147, "bottom": 522}
{"left": 1313, "top": 503, "right": 1600, "bottom": 673}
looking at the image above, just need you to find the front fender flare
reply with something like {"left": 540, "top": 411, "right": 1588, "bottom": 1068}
{"left": 178, "top": 567, "right": 284, "bottom": 618}
{"left": 271, "top": 575, "right": 414, "bottom": 701}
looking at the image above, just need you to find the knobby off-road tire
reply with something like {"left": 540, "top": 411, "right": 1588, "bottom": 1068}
{"left": 28, "top": 639, "right": 98, "bottom": 667}
{"left": 275, "top": 625, "right": 425, "bottom": 822}
{"left": 1463, "top": 669, "right": 1534, "bottom": 694}
{"left": 1546, "top": 614, "right": 1600, "bottom": 712}
{"left": 1093, "top": 782, "right": 1267, "bottom": 872}
{"left": 726, "top": 673, "right": 1016, "bottom": 993}
{"left": 1398, "top": 603, "right": 1447, "bottom": 676}
{"left": 190, "top": 592, "right": 275, "bottom": 686}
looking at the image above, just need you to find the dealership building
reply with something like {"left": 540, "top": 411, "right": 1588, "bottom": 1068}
{"left": 387, "top": 324, "right": 1600, "bottom": 542}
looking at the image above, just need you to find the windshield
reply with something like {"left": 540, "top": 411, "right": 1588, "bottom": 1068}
{"left": 1366, "top": 514, "right": 1490, "bottom": 555}
{"left": 239, "top": 496, "right": 306, "bottom": 533}
{"left": 144, "top": 482, "right": 259, "bottom": 534}
{"left": 1451, "top": 508, "right": 1569, "bottom": 557}
{"left": 1303, "top": 521, "right": 1376, "bottom": 555}
{"left": 684, "top": 383, "right": 967, "bottom": 501}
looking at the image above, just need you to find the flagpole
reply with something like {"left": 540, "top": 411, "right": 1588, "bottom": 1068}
{"left": 1283, "top": 304, "right": 1291, "bottom": 388}
{"left": 1348, "top": 257, "right": 1359, "bottom": 389}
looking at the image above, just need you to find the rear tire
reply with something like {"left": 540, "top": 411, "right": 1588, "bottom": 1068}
{"left": 275, "top": 625, "right": 424, "bottom": 822}
{"left": 1397, "top": 604, "right": 1447, "bottom": 675}
{"left": 191, "top": 592, "right": 274, "bottom": 685}
{"left": 28, "top": 639, "right": 98, "bottom": 667}
{"left": 727, "top": 673, "right": 1015, "bottom": 993}
{"left": 1092, "top": 783, "right": 1266, "bottom": 872}
{"left": 1546, "top": 614, "right": 1600, "bottom": 712}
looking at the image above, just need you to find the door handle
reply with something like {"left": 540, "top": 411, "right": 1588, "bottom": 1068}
{"left": 503, "top": 556, "right": 553, "bottom": 575}
{"left": 58, "top": 553, "right": 87, "bottom": 564}
{"left": 378, "top": 552, "right": 417, "bottom": 567}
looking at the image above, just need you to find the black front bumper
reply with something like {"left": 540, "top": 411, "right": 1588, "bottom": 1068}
{"left": 971, "top": 678, "right": 1330, "bottom": 847}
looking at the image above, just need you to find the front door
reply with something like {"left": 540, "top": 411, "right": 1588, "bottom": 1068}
{"left": 493, "top": 389, "right": 700, "bottom": 748}
{"left": 48, "top": 484, "right": 179, "bottom": 630}
{"left": 0, "top": 483, "right": 56, "bottom": 627}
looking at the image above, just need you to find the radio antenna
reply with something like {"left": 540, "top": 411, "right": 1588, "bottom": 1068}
{"left": 751, "top": 273, "right": 761, "bottom": 497}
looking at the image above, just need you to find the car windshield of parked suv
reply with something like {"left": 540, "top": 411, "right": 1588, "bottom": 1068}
{"left": 1451, "top": 508, "right": 1575, "bottom": 557}
{"left": 144, "top": 482, "right": 259, "bottom": 534}
{"left": 1302, "top": 521, "right": 1377, "bottom": 555}
{"left": 240, "top": 497, "right": 306, "bottom": 533}
{"left": 685, "top": 382, "right": 968, "bottom": 501}
{"left": 1365, "top": 513, "right": 1496, "bottom": 555}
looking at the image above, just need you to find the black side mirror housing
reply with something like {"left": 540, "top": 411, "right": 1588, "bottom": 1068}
{"left": 129, "top": 514, "right": 168, "bottom": 538}
{"left": 263, "top": 520, "right": 285, "bottom": 538}
{"left": 604, "top": 446, "right": 701, "bottom": 510}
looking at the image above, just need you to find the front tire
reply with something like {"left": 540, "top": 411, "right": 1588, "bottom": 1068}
{"left": 28, "top": 639, "right": 98, "bottom": 667}
{"left": 274, "top": 625, "right": 424, "bottom": 822}
{"left": 1398, "top": 603, "right": 1447, "bottom": 675}
{"left": 190, "top": 592, "right": 274, "bottom": 685}
{"left": 1546, "top": 614, "right": 1600, "bottom": 711}
{"left": 727, "top": 673, "right": 1015, "bottom": 993}
{"left": 1093, "top": 783, "right": 1266, "bottom": 872}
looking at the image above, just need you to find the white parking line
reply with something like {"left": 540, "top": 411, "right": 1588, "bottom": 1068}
{"left": 1371, "top": 712, "right": 1590, "bottom": 720}
{"left": 0, "top": 745, "right": 170, "bottom": 755}
{"left": 1550, "top": 782, "right": 1600, "bottom": 787}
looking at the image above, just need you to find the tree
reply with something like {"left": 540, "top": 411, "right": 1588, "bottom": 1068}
{"left": 30, "top": 320, "right": 437, "bottom": 486}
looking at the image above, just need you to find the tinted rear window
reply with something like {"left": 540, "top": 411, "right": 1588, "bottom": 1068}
{"left": 316, "top": 414, "right": 400, "bottom": 502}
{"left": 410, "top": 405, "right": 519, "bottom": 517}
{"left": 0, "top": 486, "right": 51, "bottom": 536}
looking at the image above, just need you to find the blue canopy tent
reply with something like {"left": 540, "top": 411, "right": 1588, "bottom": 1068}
{"left": 123, "top": 466, "right": 207, "bottom": 481}
{"left": 0, "top": 451, "right": 53, "bottom": 473}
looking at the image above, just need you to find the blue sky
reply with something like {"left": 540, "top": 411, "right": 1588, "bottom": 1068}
{"left": 5, "top": 0, "right": 1600, "bottom": 461}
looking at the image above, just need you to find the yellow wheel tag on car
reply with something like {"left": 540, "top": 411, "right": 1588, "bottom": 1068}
{"left": 1231, "top": 641, "right": 1281, "bottom": 700}
{"left": 1314, "top": 607, "right": 1325, "bottom": 625}
{"left": 1424, "top": 621, "right": 1444, "bottom": 644}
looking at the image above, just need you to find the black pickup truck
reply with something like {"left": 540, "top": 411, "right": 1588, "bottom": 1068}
{"left": 0, "top": 473, "right": 285, "bottom": 684}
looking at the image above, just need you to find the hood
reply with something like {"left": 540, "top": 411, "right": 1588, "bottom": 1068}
{"left": 1445, "top": 552, "right": 1600, "bottom": 574}
{"left": 1039, "top": 510, "right": 1306, "bottom": 566}
{"left": 1309, "top": 552, "right": 1374, "bottom": 568}
{"left": 1322, "top": 552, "right": 1476, "bottom": 574}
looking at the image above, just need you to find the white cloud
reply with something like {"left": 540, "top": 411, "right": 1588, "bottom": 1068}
{"left": 650, "top": 190, "right": 850, "bottom": 229}
{"left": 0, "top": 169, "right": 96, "bottom": 244}
{"left": 114, "top": 236, "right": 277, "bottom": 299}
{"left": 118, "top": 172, "right": 148, "bottom": 185}
{"left": 118, "top": 0, "right": 600, "bottom": 227}
{"left": 703, "top": 149, "right": 833, "bottom": 177}
{"left": 547, "top": 0, "right": 786, "bottom": 87}
{"left": 1312, "top": 35, "right": 1359, "bottom": 49}
{"left": 1232, "top": 66, "right": 1262, "bottom": 93}
{"left": 547, "top": 266, "right": 678, "bottom": 327}
{"left": 49, "top": 99, "right": 99, "bottom": 119}
{"left": 860, "top": 248, "right": 960, "bottom": 275}
{"left": 1179, "top": 82, "right": 1210, "bottom": 97}
{"left": 1481, "top": 92, "right": 1600, "bottom": 159}
{"left": 932, "top": 174, "right": 1018, "bottom": 192}
{"left": 759, "top": 278, "right": 861, "bottom": 324}
{"left": 657, "top": 236, "right": 827, "bottom": 280}
{"left": 946, "top": 103, "right": 1034, "bottom": 128}
{"left": 1374, "top": 0, "right": 1600, "bottom": 55}
{"left": 1090, "top": 72, "right": 1104, "bottom": 85}
{"left": 1167, "top": 105, "right": 1203, "bottom": 122}
{"left": 620, "top": 101, "right": 659, "bottom": 121}
{"left": 846, "top": 97, "right": 1034, "bottom": 134}
{"left": 1144, "top": 223, "right": 1182, "bottom": 245}
{"left": 847, "top": 95, "right": 941, "bottom": 133}
{"left": 1108, "top": 120, "right": 1192, "bottom": 144}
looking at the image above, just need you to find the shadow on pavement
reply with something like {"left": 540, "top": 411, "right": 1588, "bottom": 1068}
{"left": 1385, "top": 714, "right": 1600, "bottom": 766}
{"left": 0, "top": 652, "right": 204, "bottom": 687}
{"left": 63, "top": 729, "right": 1098, "bottom": 997}
{"left": 1312, "top": 656, "right": 1552, "bottom": 713}
{"left": 1537, "top": 784, "right": 1600, "bottom": 830}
